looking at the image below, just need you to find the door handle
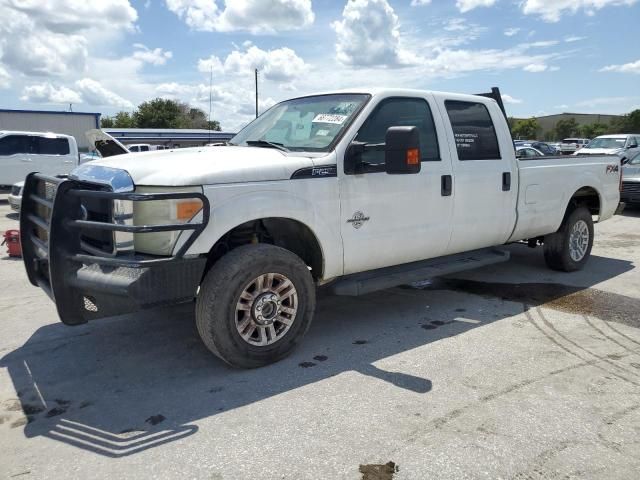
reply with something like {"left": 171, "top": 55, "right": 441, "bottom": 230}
{"left": 502, "top": 172, "right": 511, "bottom": 191}
{"left": 63, "top": 160, "right": 73, "bottom": 164}
{"left": 441, "top": 175, "right": 452, "bottom": 196}
{"left": 20, "top": 159, "right": 33, "bottom": 163}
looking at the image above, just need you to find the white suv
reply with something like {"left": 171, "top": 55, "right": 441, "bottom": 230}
{"left": 0, "top": 131, "right": 79, "bottom": 188}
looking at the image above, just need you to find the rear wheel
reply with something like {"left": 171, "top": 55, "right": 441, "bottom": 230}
{"left": 196, "top": 244, "right": 316, "bottom": 368}
{"left": 543, "top": 206, "right": 594, "bottom": 272}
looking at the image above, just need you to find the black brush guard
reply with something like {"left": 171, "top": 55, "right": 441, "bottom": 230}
{"left": 20, "top": 172, "right": 209, "bottom": 325}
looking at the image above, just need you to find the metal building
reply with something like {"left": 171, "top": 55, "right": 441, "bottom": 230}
{"left": 0, "top": 109, "right": 100, "bottom": 152}
{"left": 103, "top": 128, "right": 235, "bottom": 149}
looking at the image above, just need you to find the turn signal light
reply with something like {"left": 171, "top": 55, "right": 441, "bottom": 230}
{"left": 406, "top": 148, "right": 420, "bottom": 165}
{"left": 177, "top": 200, "right": 203, "bottom": 220}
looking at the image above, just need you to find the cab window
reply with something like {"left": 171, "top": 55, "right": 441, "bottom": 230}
{"left": 445, "top": 101, "right": 501, "bottom": 160}
{"left": 354, "top": 97, "right": 440, "bottom": 169}
{"left": 35, "top": 137, "right": 70, "bottom": 155}
{"left": 0, "top": 135, "right": 33, "bottom": 155}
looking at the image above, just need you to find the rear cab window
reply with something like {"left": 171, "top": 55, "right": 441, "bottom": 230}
{"left": 0, "top": 135, "right": 33, "bottom": 155}
{"left": 35, "top": 137, "right": 70, "bottom": 155}
{"left": 444, "top": 100, "right": 501, "bottom": 160}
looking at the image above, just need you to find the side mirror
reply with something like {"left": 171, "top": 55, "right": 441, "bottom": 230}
{"left": 628, "top": 143, "right": 638, "bottom": 149}
{"left": 384, "top": 126, "right": 421, "bottom": 174}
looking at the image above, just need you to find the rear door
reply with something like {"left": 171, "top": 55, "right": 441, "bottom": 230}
{"left": 339, "top": 95, "right": 454, "bottom": 274}
{"left": 33, "top": 136, "right": 75, "bottom": 176}
{"left": 435, "top": 97, "right": 517, "bottom": 254}
{"left": 0, "top": 134, "right": 35, "bottom": 185}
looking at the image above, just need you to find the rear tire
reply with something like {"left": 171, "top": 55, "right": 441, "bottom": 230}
{"left": 196, "top": 244, "right": 316, "bottom": 368}
{"left": 543, "top": 206, "right": 594, "bottom": 272}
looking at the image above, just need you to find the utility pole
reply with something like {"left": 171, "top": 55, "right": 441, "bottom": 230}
{"left": 255, "top": 68, "right": 259, "bottom": 118}
{"left": 208, "top": 65, "right": 213, "bottom": 143}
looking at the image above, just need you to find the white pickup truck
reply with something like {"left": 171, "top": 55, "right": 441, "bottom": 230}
{"left": 20, "top": 88, "right": 622, "bottom": 368}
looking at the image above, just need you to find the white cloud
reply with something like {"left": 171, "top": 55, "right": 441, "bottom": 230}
{"left": 332, "top": 0, "right": 417, "bottom": 67}
{"left": 521, "top": 0, "right": 638, "bottom": 23}
{"left": 0, "top": 65, "right": 9, "bottom": 89}
{"left": 504, "top": 28, "right": 520, "bottom": 36}
{"left": 564, "top": 35, "right": 586, "bottom": 43}
{"left": 574, "top": 96, "right": 640, "bottom": 113}
{"left": 599, "top": 59, "right": 640, "bottom": 74}
{"left": 132, "top": 44, "right": 173, "bottom": 65}
{"left": 444, "top": 19, "right": 468, "bottom": 32}
{"left": 20, "top": 83, "right": 82, "bottom": 104}
{"left": 75, "top": 78, "right": 134, "bottom": 108}
{"left": 523, "top": 63, "right": 548, "bottom": 72}
{"left": 502, "top": 94, "right": 523, "bottom": 104}
{"left": 456, "top": 0, "right": 497, "bottom": 13}
{"left": 198, "top": 45, "right": 307, "bottom": 83}
{"left": 165, "top": 0, "right": 314, "bottom": 34}
{"left": 410, "top": 0, "right": 431, "bottom": 5}
{"left": 0, "top": 0, "right": 137, "bottom": 77}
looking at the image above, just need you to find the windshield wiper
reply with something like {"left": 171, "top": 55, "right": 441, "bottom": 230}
{"left": 245, "top": 140, "right": 289, "bottom": 152}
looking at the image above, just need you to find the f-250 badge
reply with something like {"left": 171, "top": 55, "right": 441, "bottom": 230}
{"left": 606, "top": 164, "right": 619, "bottom": 174}
{"left": 347, "top": 211, "right": 370, "bottom": 229}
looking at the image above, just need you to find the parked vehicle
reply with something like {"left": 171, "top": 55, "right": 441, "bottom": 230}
{"left": 7, "top": 181, "right": 23, "bottom": 212}
{"left": 0, "top": 131, "right": 78, "bottom": 189}
{"left": 575, "top": 134, "right": 640, "bottom": 158}
{"left": 621, "top": 150, "right": 640, "bottom": 206}
{"left": 560, "top": 138, "right": 590, "bottom": 155}
{"left": 516, "top": 146, "right": 544, "bottom": 158}
{"left": 21, "top": 87, "right": 621, "bottom": 368}
{"left": 127, "top": 143, "right": 168, "bottom": 152}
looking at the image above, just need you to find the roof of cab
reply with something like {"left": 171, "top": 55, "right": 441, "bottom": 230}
{"left": 0, "top": 130, "right": 75, "bottom": 138}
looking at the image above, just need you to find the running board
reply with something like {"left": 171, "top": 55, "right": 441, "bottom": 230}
{"left": 327, "top": 248, "right": 510, "bottom": 296}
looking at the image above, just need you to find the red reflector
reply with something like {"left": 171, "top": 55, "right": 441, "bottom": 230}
{"left": 406, "top": 148, "right": 420, "bottom": 165}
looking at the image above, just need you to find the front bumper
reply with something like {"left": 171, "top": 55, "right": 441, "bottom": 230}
{"left": 20, "top": 173, "right": 209, "bottom": 325}
{"left": 621, "top": 181, "right": 640, "bottom": 204}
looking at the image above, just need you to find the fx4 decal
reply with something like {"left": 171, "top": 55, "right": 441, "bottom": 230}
{"left": 606, "top": 164, "right": 619, "bottom": 174}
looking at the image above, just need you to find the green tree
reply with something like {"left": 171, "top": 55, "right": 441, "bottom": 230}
{"left": 580, "top": 123, "right": 610, "bottom": 139}
{"left": 100, "top": 116, "right": 114, "bottom": 128}
{"left": 554, "top": 118, "right": 579, "bottom": 139}
{"left": 611, "top": 109, "right": 640, "bottom": 132}
{"left": 134, "top": 98, "right": 183, "bottom": 128}
{"left": 511, "top": 118, "right": 540, "bottom": 139}
{"left": 113, "top": 111, "right": 136, "bottom": 128}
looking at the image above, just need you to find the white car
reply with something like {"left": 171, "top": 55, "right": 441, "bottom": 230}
{"left": 7, "top": 181, "right": 23, "bottom": 212}
{"left": 516, "top": 146, "right": 544, "bottom": 158}
{"left": 574, "top": 134, "right": 640, "bottom": 157}
{"left": 560, "top": 138, "right": 590, "bottom": 155}
{"left": 127, "top": 143, "right": 168, "bottom": 152}
{"left": 21, "top": 87, "right": 621, "bottom": 368}
{"left": 0, "top": 131, "right": 79, "bottom": 188}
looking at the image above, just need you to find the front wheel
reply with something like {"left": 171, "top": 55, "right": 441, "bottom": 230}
{"left": 543, "top": 206, "right": 594, "bottom": 272}
{"left": 196, "top": 244, "right": 316, "bottom": 368}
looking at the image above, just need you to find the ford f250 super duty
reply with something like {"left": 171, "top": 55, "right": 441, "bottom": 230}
{"left": 21, "top": 88, "right": 622, "bottom": 368}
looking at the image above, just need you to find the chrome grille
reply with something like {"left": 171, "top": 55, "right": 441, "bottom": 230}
{"left": 622, "top": 182, "right": 640, "bottom": 202}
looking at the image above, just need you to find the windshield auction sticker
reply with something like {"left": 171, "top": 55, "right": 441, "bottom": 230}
{"left": 312, "top": 114, "right": 348, "bottom": 124}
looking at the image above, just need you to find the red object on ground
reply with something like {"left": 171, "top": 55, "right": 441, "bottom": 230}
{"left": 2, "top": 229, "right": 22, "bottom": 257}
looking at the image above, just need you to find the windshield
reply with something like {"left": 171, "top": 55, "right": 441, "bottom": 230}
{"left": 230, "top": 94, "right": 369, "bottom": 152}
{"left": 585, "top": 137, "right": 626, "bottom": 149}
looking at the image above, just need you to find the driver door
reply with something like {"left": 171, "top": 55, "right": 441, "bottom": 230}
{"left": 338, "top": 96, "right": 454, "bottom": 275}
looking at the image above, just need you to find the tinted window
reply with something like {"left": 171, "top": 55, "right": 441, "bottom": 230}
{"left": 0, "top": 135, "right": 33, "bottom": 155}
{"left": 356, "top": 97, "right": 440, "bottom": 167}
{"left": 35, "top": 137, "right": 70, "bottom": 155}
{"left": 445, "top": 101, "right": 501, "bottom": 160}
{"left": 129, "top": 146, "right": 139, "bottom": 152}
{"left": 140, "top": 145, "right": 149, "bottom": 151}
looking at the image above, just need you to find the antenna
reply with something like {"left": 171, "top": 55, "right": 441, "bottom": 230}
{"left": 208, "top": 65, "right": 213, "bottom": 143}
{"left": 255, "top": 68, "right": 259, "bottom": 118}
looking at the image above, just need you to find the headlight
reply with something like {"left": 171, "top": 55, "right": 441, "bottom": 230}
{"left": 120, "top": 186, "right": 204, "bottom": 256}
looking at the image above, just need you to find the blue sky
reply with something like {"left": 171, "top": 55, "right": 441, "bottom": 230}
{"left": 0, "top": 0, "right": 639, "bottom": 130}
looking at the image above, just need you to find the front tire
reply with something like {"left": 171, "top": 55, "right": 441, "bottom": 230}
{"left": 196, "top": 244, "right": 316, "bottom": 368}
{"left": 543, "top": 206, "right": 594, "bottom": 272}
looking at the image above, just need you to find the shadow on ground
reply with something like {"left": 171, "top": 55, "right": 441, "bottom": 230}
{"left": 0, "top": 250, "right": 635, "bottom": 457}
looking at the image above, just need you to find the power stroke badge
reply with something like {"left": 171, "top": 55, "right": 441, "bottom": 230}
{"left": 347, "top": 211, "right": 370, "bottom": 229}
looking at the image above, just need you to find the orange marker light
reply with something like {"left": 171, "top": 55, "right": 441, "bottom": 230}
{"left": 176, "top": 200, "right": 202, "bottom": 220}
{"left": 406, "top": 148, "right": 420, "bottom": 165}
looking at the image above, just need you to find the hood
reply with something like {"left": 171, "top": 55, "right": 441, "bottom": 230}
{"left": 80, "top": 146, "right": 318, "bottom": 186}
{"left": 85, "top": 129, "right": 130, "bottom": 157}
{"left": 576, "top": 147, "right": 623, "bottom": 156}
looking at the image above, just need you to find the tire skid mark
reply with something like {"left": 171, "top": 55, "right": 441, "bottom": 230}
{"left": 603, "top": 403, "right": 640, "bottom": 426}
{"left": 603, "top": 321, "right": 640, "bottom": 348}
{"left": 582, "top": 315, "right": 640, "bottom": 356}
{"left": 528, "top": 308, "right": 640, "bottom": 388}
{"left": 535, "top": 307, "right": 640, "bottom": 379}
